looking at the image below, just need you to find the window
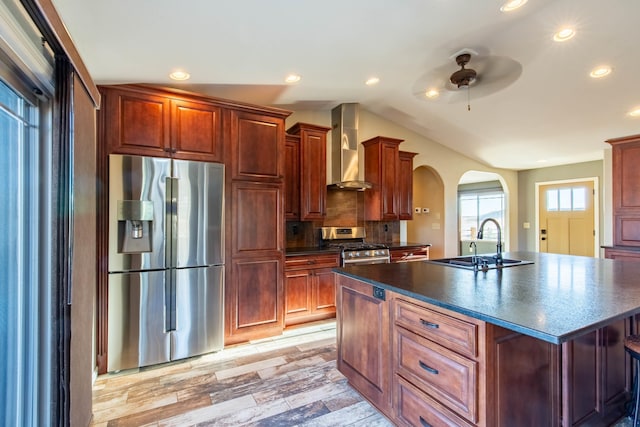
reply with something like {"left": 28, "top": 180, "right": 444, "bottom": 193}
{"left": 459, "top": 189, "right": 505, "bottom": 242}
{"left": 546, "top": 187, "right": 587, "bottom": 212}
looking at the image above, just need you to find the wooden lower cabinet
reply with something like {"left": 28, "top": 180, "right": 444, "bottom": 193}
{"left": 396, "top": 376, "right": 475, "bottom": 427}
{"left": 605, "top": 247, "right": 640, "bottom": 261}
{"left": 225, "top": 256, "right": 284, "bottom": 345}
{"left": 336, "top": 275, "right": 393, "bottom": 416}
{"left": 336, "top": 274, "right": 631, "bottom": 427}
{"left": 284, "top": 253, "right": 339, "bottom": 326}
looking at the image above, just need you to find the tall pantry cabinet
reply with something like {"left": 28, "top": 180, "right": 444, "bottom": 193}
{"left": 605, "top": 134, "right": 640, "bottom": 261}
{"left": 96, "top": 85, "right": 291, "bottom": 372}
{"left": 226, "top": 108, "right": 289, "bottom": 344}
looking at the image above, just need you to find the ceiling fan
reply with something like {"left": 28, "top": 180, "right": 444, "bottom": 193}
{"left": 449, "top": 53, "right": 477, "bottom": 88}
{"left": 412, "top": 48, "right": 523, "bottom": 104}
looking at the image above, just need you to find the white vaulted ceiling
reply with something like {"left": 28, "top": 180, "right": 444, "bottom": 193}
{"left": 52, "top": 0, "right": 640, "bottom": 170}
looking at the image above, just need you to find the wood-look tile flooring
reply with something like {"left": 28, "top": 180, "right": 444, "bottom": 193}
{"left": 91, "top": 319, "right": 636, "bottom": 427}
{"left": 90, "top": 320, "right": 394, "bottom": 426}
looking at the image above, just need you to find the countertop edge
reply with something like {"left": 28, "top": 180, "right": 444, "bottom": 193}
{"left": 334, "top": 266, "right": 640, "bottom": 345}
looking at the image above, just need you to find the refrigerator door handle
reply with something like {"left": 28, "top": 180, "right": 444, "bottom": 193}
{"left": 165, "top": 269, "right": 176, "bottom": 332}
{"left": 166, "top": 176, "right": 179, "bottom": 268}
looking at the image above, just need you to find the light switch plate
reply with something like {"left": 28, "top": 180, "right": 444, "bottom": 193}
{"left": 414, "top": 207, "right": 421, "bottom": 213}
{"left": 422, "top": 208, "right": 430, "bottom": 213}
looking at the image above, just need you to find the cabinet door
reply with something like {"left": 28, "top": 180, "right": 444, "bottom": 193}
{"left": 228, "top": 256, "right": 283, "bottom": 339}
{"left": 171, "top": 99, "right": 223, "bottom": 162}
{"left": 313, "top": 268, "right": 336, "bottom": 313}
{"left": 231, "top": 181, "right": 283, "bottom": 258}
{"left": 300, "top": 127, "right": 328, "bottom": 220}
{"left": 229, "top": 109, "right": 284, "bottom": 181}
{"left": 102, "top": 87, "right": 171, "bottom": 157}
{"left": 610, "top": 137, "right": 640, "bottom": 246}
{"left": 284, "top": 134, "right": 300, "bottom": 220}
{"left": 398, "top": 151, "right": 417, "bottom": 220}
{"left": 336, "top": 274, "right": 392, "bottom": 414}
{"left": 363, "top": 136, "right": 402, "bottom": 221}
{"left": 381, "top": 142, "right": 400, "bottom": 220}
{"left": 285, "top": 269, "right": 312, "bottom": 319}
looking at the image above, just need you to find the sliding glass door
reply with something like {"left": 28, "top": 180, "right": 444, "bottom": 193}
{"left": 0, "top": 60, "right": 51, "bottom": 427}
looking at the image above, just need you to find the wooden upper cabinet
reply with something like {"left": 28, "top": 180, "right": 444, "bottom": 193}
{"left": 100, "top": 86, "right": 222, "bottom": 161}
{"left": 607, "top": 134, "right": 640, "bottom": 247}
{"left": 363, "top": 136, "right": 403, "bottom": 221}
{"left": 171, "top": 99, "right": 223, "bottom": 162}
{"left": 284, "top": 134, "right": 301, "bottom": 220}
{"left": 287, "top": 122, "right": 331, "bottom": 221}
{"left": 102, "top": 87, "right": 170, "bottom": 157}
{"left": 229, "top": 109, "right": 285, "bottom": 181}
{"left": 398, "top": 151, "right": 417, "bottom": 220}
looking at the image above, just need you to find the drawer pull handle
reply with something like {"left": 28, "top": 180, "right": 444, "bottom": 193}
{"left": 420, "top": 319, "right": 439, "bottom": 329}
{"left": 419, "top": 360, "right": 439, "bottom": 375}
{"left": 419, "top": 416, "right": 432, "bottom": 427}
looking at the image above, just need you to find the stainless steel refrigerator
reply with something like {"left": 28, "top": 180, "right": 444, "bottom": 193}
{"left": 107, "top": 154, "right": 224, "bottom": 372}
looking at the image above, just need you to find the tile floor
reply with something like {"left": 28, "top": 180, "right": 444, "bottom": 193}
{"left": 91, "top": 320, "right": 635, "bottom": 426}
{"left": 90, "top": 320, "right": 392, "bottom": 426}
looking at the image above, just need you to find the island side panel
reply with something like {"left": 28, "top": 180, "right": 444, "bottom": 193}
{"left": 561, "top": 319, "right": 631, "bottom": 426}
{"left": 487, "top": 326, "right": 562, "bottom": 426}
{"left": 336, "top": 274, "right": 394, "bottom": 417}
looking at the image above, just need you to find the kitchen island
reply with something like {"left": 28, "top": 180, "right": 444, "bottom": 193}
{"left": 335, "top": 252, "right": 640, "bottom": 427}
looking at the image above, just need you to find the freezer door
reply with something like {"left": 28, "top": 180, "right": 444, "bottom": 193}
{"left": 108, "top": 154, "right": 171, "bottom": 272}
{"left": 171, "top": 160, "right": 224, "bottom": 268}
{"left": 107, "top": 271, "right": 171, "bottom": 372}
{"left": 172, "top": 265, "right": 224, "bottom": 360}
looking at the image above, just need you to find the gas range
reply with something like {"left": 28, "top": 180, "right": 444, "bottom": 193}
{"left": 320, "top": 227, "right": 390, "bottom": 266}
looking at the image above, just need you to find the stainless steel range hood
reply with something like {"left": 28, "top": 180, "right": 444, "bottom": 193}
{"left": 328, "top": 103, "right": 372, "bottom": 190}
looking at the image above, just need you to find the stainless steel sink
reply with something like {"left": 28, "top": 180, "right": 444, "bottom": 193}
{"left": 427, "top": 255, "right": 533, "bottom": 270}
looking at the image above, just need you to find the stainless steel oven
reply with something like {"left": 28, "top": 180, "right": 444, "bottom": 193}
{"left": 320, "top": 227, "right": 390, "bottom": 266}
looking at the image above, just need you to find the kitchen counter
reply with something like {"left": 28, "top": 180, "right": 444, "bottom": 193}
{"left": 335, "top": 251, "right": 640, "bottom": 344}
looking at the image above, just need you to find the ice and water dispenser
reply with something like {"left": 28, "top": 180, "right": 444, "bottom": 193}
{"left": 116, "top": 199, "right": 154, "bottom": 253}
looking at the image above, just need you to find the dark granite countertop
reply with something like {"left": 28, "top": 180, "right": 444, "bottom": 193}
{"left": 285, "top": 247, "right": 341, "bottom": 256}
{"left": 335, "top": 251, "right": 640, "bottom": 344}
{"left": 387, "top": 242, "right": 431, "bottom": 250}
{"left": 286, "top": 242, "right": 431, "bottom": 256}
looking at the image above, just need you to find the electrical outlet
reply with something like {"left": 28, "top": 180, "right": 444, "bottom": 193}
{"left": 422, "top": 208, "right": 430, "bottom": 214}
{"left": 414, "top": 207, "right": 421, "bottom": 214}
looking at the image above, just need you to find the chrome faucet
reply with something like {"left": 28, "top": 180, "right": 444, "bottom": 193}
{"left": 477, "top": 218, "right": 503, "bottom": 265}
{"left": 469, "top": 241, "right": 479, "bottom": 271}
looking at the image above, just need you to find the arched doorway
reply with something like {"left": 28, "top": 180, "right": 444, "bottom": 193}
{"left": 457, "top": 171, "right": 507, "bottom": 256}
{"left": 407, "top": 166, "right": 445, "bottom": 259}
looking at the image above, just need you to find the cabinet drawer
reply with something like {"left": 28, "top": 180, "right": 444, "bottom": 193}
{"left": 396, "top": 327, "right": 477, "bottom": 422}
{"left": 395, "top": 376, "right": 474, "bottom": 427}
{"left": 285, "top": 254, "right": 339, "bottom": 271}
{"left": 394, "top": 299, "right": 477, "bottom": 358}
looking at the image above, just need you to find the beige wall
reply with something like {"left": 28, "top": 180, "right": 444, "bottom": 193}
{"left": 408, "top": 166, "right": 445, "bottom": 258}
{"left": 286, "top": 108, "right": 519, "bottom": 257}
{"left": 517, "top": 160, "right": 605, "bottom": 254}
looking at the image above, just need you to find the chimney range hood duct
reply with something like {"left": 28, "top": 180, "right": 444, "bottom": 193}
{"left": 329, "top": 103, "right": 372, "bottom": 190}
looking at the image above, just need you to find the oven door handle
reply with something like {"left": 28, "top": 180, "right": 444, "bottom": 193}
{"left": 342, "top": 256, "right": 390, "bottom": 266}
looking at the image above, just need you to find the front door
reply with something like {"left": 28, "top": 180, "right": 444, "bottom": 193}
{"left": 538, "top": 181, "right": 595, "bottom": 256}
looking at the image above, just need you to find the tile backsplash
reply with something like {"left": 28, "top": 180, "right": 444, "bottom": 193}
{"left": 285, "top": 189, "right": 400, "bottom": 247}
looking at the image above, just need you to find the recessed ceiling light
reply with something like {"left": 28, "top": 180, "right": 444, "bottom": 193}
{"left": 590, "top": 66, "right": 612, "bottom": 79}
{"left": 629, "top": 107, "right": 640, "bottom": 117}
{"left": 500, "top": 0, "right": 528, "bottom": 12}
{"left": 365, "top": 77, "right": 380, "bottom": 86}
{"left": 285, "top": 74, "right": 301, "bottom": 83}
{"left": 425, "top": 89, "right": 439, "bottom": 99}
{"left": 553, "top": 28, "right": 576, "bottom": 42}
{"left": 169, "top": 70, "right": 190, "bottom": 81}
